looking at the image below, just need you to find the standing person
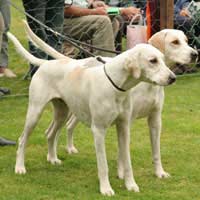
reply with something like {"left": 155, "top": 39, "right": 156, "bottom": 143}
{"left": 22, "top": 0, "right": 65, "bottom": 77}
{"left": 0, "top": 0, "right": 17, "bottom": 78}
{"left": 0, "top": 9, "right": 16, "bottom": 146}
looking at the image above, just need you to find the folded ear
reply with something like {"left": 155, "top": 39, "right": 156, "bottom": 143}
{"left": 124, "top": 56, "right": 141, "bottom": 79}
{"left": 148, "top": 31, "right": 167, "bottom": 53}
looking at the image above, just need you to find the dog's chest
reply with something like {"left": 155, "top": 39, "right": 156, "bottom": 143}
{"left": 131, "top": 84, "right": 163, "bottom": 119}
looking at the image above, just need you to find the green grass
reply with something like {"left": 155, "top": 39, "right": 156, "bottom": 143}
{"left": 0, "top": 1, "right": 200, "bottom": 199}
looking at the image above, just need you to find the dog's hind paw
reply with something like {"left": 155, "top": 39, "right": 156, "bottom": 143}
{"left": 156, "top": 170, "right": 171, "bottom": 178}
{"left": 15, "top": 166, "right": 26, "bottom": 174}
{"left": 100, "top": 185, "right": 115, "bottom": 196}
{"left": 67, "top": 146, "right": 79, "bottom": 154}
{"left": 125, "top": 180, "right": 140, "bottom": 192}
{"left": 47, "top": 155, "right": 62, "bottom": 165}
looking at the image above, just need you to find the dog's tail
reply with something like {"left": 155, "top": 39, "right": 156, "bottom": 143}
{"left": 7, "top": 32, "right": 46, "bottom": 66}
{"left": 23, "top": 20, "right": 71, "bottom": 61}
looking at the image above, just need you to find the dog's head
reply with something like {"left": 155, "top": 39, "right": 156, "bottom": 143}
{"left": 125, "top": 44, "right": 176, "bottom": 86}
{"left": 148, "top": 29, "right": 198, "bottom": 65}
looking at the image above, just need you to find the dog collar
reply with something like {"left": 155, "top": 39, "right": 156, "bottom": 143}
{"left": 103, "top": 65, "right": 126, "bottom": 92}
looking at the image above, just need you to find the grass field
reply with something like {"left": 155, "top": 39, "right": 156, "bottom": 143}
{"left": 0, "top": 1, "right": 200, "bottom": 199}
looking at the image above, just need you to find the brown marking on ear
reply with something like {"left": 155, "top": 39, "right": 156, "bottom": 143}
{"left": 131, "top": 66, "right": 141, "bottom": 79}
{"left": 148, "top": 31, "right": 166, "bottom": 53}
{"left": 124, "top": 58, "right": 141, "bottom": 79}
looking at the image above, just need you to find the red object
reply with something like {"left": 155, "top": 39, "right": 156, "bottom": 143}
{"left": 146, "top": 0, "right": 160, "bottom": 39}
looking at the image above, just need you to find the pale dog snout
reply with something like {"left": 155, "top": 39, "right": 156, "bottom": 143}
{"left": 167, "top": 73, "right": 176, "bottom": 85}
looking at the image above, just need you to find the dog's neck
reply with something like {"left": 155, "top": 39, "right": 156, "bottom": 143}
{"left": 104, "top": 51, "right": 141, "bottom": 92}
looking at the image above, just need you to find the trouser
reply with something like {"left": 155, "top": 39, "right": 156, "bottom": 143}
{"left": 0, "top": 11, "right": 4, "bottom": 49}
{"left": 0, "top": 0, "right": 10, "bottom": 67}
{"left": 22, "top": 0, "right": 65, "bottom": 76}
{"left": 63, "top": 15, "right": 116, "bottom": 57}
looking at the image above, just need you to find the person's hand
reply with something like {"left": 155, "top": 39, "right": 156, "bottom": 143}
{"left": 120, "top": 7, "right": 141, "bottom": 21}
{"left": 92, "top": 7, "right": 107, "bottom": 15}
{"left": 180, "top": 8, "right": 190, "bottom": 17}
{"left": 92, "top": 1, "right": 108, "bottom": 8}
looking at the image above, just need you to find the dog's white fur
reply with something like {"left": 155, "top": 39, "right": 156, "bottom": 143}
{"left": 64, "top": 29, "right": 198, "bottom": 180}
{"left": 25, "top": 25, "right": 198, "bottom": 179}
{"left": 8, "top": 26, "right": 176, "bottom": 196}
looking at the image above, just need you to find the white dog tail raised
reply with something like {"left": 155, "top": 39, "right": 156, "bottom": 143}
{"left": 7, "top": 32, "right": 46, "bottom": 66}
{"left": 23, "top": 20, "right": 71, "bottom": 61}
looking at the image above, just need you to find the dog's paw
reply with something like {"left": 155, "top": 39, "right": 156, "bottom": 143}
{"left": 125, "top": 181, "right": 140, "bottom": 192}
{"left": 100, "top": 185, "right": 115, "bottom": 196}
{"left": 47, "top": 155, "right": 62, "bottom": 165}
{"left": 67, "top": 146, "right": 79, "bottom": 154}
{"left": 117, "top": 170, "right": 124, "bottom": 180}
{"left": 15, "top": 165, "right": 26, "bottom": 174}
{"left": 155, "top": 170, "right": 171, "bottom": 178}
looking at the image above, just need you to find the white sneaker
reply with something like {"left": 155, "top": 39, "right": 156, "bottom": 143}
{"left": 4, "top": 68, "right": 17, "bottom": 78}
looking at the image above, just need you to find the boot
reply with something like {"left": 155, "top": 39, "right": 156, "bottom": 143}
{"left": 0, "top": 137, "right": 16, "bottom": 146}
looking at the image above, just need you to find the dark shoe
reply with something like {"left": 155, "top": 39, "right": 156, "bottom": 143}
{"left": 0, "top": 87, "right": 11, "bottom": 95}
{"left": 0, "top": 137, "right": 16, "bottom": 146}
{"left": 0, "top": 91, "right": 4, "bottom": 98}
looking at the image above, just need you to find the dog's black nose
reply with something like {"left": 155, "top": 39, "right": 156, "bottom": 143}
{"left": 168, "top": 75, "right": 176, "bottom": 85}
{"left": 191, "top": 51, "right": 198, "bottom": 62}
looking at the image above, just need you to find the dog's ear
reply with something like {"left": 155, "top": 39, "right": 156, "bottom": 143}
{"left": 148, "top": 31, "right": 167, "bottom": 53}
{"left": 124, "top": 56, "right": 141, "bottom": 79}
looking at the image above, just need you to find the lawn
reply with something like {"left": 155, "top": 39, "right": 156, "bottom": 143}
{"left": 0, "top": 1, "right": 200, "bottom": 199}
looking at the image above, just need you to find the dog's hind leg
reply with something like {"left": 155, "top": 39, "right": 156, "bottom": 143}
{"left": 66, "top": 114, "right": 79, "bottom": 154}
{"left": 15, "top": 99, "right": 48, "bottom": 174}
{"left": 148, "top": 111, "right": 170, "bottom": 178}
{"left": 46, "top": 98, "right": 69, "bottom": 165}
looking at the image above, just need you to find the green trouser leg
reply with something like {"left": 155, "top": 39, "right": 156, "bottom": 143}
{"left": 64, "top": 15, "right": 116, "bottom": 57}
{"left": 0, "top": 0, "right": 10, "bottom": 67}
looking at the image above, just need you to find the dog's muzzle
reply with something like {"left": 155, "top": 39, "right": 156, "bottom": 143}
{"left": 168, "top": 74, "right": 176, "bottom": 85}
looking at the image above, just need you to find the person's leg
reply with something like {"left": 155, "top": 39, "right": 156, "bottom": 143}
{"left": 45, "top": 0, "right": 64, "bottom": 57}
{"left": 0, "top": 11, "right": 4, "bottom": 49}
{"left": 22, "top": 0, "right": 48, "bottom": 77}
{"left": 63, "top": 15, "right": 116, "bottom": 57}
{"left": 0, "top": 0, "right": 16, "bottom": 77}
{"left": 0, "top": 0, "right": 10, "bottom": 69}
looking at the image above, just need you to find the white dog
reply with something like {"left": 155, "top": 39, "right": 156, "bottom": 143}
{"left": 8, "top": 27, "right": 176, "bottom": 196}
{"left": 64, "top": 29, "right": 198, "bottom": 180}
{"left": 19, "top": 25, "right": 197, "bottom": 189}
{"left": 26, "top": 26, "right": 198, "bottom": 179}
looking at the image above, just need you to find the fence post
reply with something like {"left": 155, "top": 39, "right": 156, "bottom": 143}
{"left": 160, "top": 0, "right": 174, "bottom": 29}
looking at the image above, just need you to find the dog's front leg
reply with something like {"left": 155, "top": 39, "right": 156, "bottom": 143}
{"left": 91, "top": 124, "right": 114, "bottom": 196}
{"left": 116, "top": 119, "right": 139, "bottom": 192}
{"left": 148, "top": 111, "right": 170, "bottom": 178}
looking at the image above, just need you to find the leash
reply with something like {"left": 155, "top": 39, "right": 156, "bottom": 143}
{"left": 9, "top": 1, "right": 120, "bottom": 60}
{"left": 96, "top": 56, "right": 126, "bottom": 92}
{"left": 103, "top": 65, "right": 126, "bottom": 92}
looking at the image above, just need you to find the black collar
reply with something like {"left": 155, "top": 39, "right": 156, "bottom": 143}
{"left": 103, "top": 65, "right": 126, "bottom": 92}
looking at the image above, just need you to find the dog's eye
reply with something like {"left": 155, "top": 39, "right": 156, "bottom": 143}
{"left": 172, "top": 40, "right": 180, "bottom": 45}
{"left": 149, "top": 58, "right": 158, "bottom": 64}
